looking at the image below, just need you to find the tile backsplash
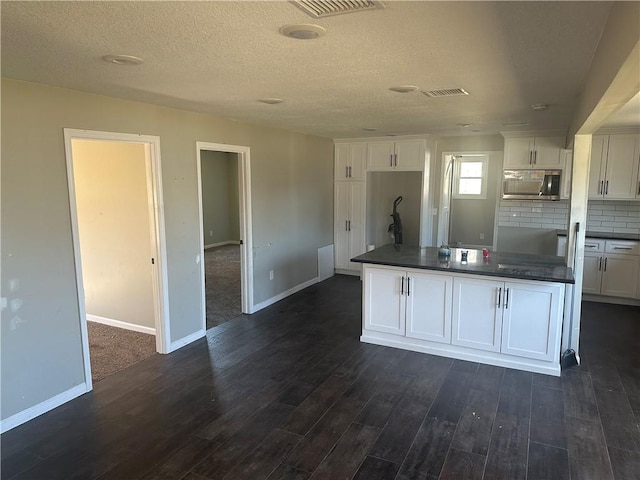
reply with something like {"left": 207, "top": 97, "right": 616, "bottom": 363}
{"left": 498, "top": 199, "right": 640, "bottom": 235}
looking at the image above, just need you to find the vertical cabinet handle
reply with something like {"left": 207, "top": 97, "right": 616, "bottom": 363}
{"left": 390, "top": 155, "right": 393, "bottom": 167}
{"left": 529, "top": 151, "right": 533, "bottom": 165}
{"left": 637, "top": 181, "right": 640, "bottom": 195}
{"left": 533, "top": 150, "right": 537, "bottom": 165}
{"left": 497, "top": 287, "right": 501, "bottom": 307}
{"left": 604, "top": 257, "right": 607, "bottom": 271}
{"left": 349, "top": 166, "right": 352, "bottom": 178}
{"left": 598, "top": 257, "right": 602, "bottom": 271}
{"left": 605, "top": 180, "right": 609, "bottom": 195}
{"left": 345, "top": 220, "right": 348, "bottom": 231}
{"left": 407, "top": 277, "right": 410, "bottom": 296}
{"left": 401, "top": 276, "right": 404, "bottom": 295}
{"left": 348, "top": 220, "right": 351, "bottom": 231}
{"left": 505, "top": 288, "right": 510, "bottom": 309}
{"left": 345, "top": 166, "right": 349, "bottom": 178}
{"left": 394, "top": 154, "right": 398, "bottom": 167}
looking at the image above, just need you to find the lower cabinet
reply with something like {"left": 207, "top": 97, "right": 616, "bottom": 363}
{"left": 362, "top": 264, "right": 566, "bottom": 372}
{"left": 363, "top": 266, "right": 452, "bottom": 343}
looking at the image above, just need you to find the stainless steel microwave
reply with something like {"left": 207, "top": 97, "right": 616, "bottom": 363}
{"left": 502, "top": 169, "right": 562, "bottom": 200}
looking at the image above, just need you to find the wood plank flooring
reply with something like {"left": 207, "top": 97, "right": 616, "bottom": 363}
{"left": 2, "top": 275, "right": 639, "bottom": 480}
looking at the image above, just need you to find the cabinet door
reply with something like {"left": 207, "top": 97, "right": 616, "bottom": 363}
{"left": 504, "top": 137, "right": 534, "bottom": 168}
{"left": 582, "top": 254, "right": 603, "bottom": 294}
{"left": 603, "top": 134, "right": 640, "bottom": 199}
{"left": 349, "top": 143, "right": 366, "bottom": 181}
{"left": 395, "top": 139, "right": 425, "bottom": 171}
{"left": 334, "top": 182, "right": 351, "bottom": 269}
{"left": 588, "top": 135, "right": 608, "bottom": 198}
{"left": 367, "top": 142, "right": 396, "bottom": 170}
{"left": 405, "top": 272, "right": 452, "bottom": 344}
{"left": 452, "top": 277, "right": 503, "bottom": 352}
{"left": 347, "top": 182, "right": 366, "bottom": 270}
{"left": 602, "top": 254, "right": 639, "bottom": 298}
{"left": 363, "top": 266, "right": 405, "bottom": 335}
{"left": 533, "top": 136, "right": 564, "bottom": 168}
{"left": 501, "top": 281, "right": 563, "bottom": 361}
{"left": 335, "top": 144, "right": 350, "bottom": 181}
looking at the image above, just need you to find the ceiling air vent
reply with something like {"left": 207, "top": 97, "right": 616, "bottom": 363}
{"left": 290, "top": 0, "right": 385, "bottom": 18}
{"left": 421, "top": 88, "right": 470, "bottom": 98}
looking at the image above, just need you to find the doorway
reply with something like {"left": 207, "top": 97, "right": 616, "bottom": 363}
{"left": 438, "top": 152, "right": 500, "bottom": 249}
{"left": 64, "top": 129, "right": 170, "bottom": 390}
{"left": 196, "top": 142, "right": 253, "bottom": 331}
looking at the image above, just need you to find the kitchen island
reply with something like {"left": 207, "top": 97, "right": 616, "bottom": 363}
{"left": 351, "top": 244, "right": 574, "bottom": 376}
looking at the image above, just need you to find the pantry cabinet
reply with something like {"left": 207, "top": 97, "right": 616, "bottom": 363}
{"left": 589, "top": 134, "right": 640, "bottom": 200}
{"left": 334, "top": 182, "right": 365, "bottom": 271}
{"left": 334, "top": 143, "right": 366, "bottom": 181}
{"left": 503, "top": 135, "right": 565, "bottom": 169}
{"left": 367, "top": 139, "right": 425, "bottom": 171}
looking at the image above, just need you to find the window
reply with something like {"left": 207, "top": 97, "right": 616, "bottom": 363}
{"left": 453, "top": 156, "right": 488, "bottom": 199}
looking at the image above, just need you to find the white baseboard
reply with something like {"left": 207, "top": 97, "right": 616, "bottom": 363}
{"left": 87, "top": 314, "right": 156, "bottom": 335}
{"left": 168, "top": 329, "right": 206, "bottom": 353}
{"left": 252, "top": 277, "right": 319, "bottom": 313}
{"left": 204, "top": 240, "right": 240, "bottom": 249}
{"left": 0, "top": 383, "right": 88, "bottom": 434}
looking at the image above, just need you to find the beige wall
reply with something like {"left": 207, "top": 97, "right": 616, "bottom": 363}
{"left": 201, "top": 150, "right": 240, "bottom": 246}
{"left": 1, "top": 78, "right": 333, "bottom": 421}
{"left": 72, "top": 139, "right": 155, "bottom": 329}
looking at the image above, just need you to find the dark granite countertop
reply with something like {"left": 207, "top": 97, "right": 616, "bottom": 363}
{"left": 556, "top": 229, "right": 640, "bottom": 241}
{"left": 352, "top": 244, "right": 575, "bottom": 284}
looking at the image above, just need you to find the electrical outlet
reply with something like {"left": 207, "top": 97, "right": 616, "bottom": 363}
{"left": 479, "top": 233, "right": 485, "bottom": 240}
{"left": 209, "top": 230, "right": 214, "bottom": 237}
{"left": 269, "top": 270, "right": 274, "bottom": 280}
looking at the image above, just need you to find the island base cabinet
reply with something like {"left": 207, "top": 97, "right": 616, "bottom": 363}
{"left": 501, "top": 282, "right": 563, "bottom": 361}
{"left": 363, "top": 266, "right": 405, "bottom": 335}
{"left": 451, "top": 277, "right": 503, "bottom": 352}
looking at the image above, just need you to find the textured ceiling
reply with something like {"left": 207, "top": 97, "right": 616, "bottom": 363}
{"left": 1, "top": 1, "right": 620, "bottom": 138}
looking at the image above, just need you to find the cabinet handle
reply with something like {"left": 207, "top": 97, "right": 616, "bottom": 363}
{"left": 348, "top": 220, "right": 351, "bottom": 231}
{"left": 598, "top": 257, "right": 602, "bottom": 271}
{"left": 345, "top": 220, "right": 348, "bottom": 231}
{"left": 613, "top": 246, "right": 633, "bottom": 250}
{"left": 605, "top": 180, "right": 609, "bottom": 195}
{"left": 599, "top": 180, "right": 603, "bottom": 195}
{"left": 604, "top": 257, "right": 607, "bottom": 271}
{"left": 505, "top": 288, "right": 510, "bottom": 309}
{"left": 394, "top": 154, "right": 398, "bottom": 167}
{"left": 497, "top": 287, "right": 502, "bottom": 307}
{"left": 401, "top": 276, "right": 404, "bottom": 295}
{"left": 533, "top": 150, "right": 537, "bottom": 165}
{"left": 529, "top": 151, "right": 533, "bottom": 166}
{"left": 390, "top": 155, "right": 393, "bottom": 167}
{"left": 585, "top": 244, "right": 598, "bottom": 248}
{"left": 345, "top": 166, "right": 349, "bottom": 178}
{"left": 637, "top": 181, "right": 640, "bottom": 195}
{"left": 407, "top": 277, "right": 410, "bottom": 296}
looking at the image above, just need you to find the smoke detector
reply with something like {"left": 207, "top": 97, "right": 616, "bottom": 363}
{"left": 290, "top": 0, "right": 385, "bottom": 18}
{"left": 280, "top": 23, "right": 326, "bottom": 40}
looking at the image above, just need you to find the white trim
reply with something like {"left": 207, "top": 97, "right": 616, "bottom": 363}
{"left": 335, "top": 269, "right": 361, "bottom": 276}
{"left": 87, "top": 314, "right": 156, "bottom": 335}
{"left": 168, "top": 329, "right": 206, "bottom": 353}
{"left": 64, "top": 129, "right": 171, "bottom": 397}
{"left": 204, "top": 240, "right": 241, "bottom": 250}
{"left": 500, "top": 130, "right": 566, "bottom": 138}
{"left": 0, "top": 384, "right": 87, "bottom": 434}
{"left": 196, "top": 142, "right": 254, "bottom": 323}
{"left": 252, "top": 277, "right": 319, "bottom": 312}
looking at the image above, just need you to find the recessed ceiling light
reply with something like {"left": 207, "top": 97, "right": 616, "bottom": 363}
{"left": 280, "top": 23, "right": 326, "bottom": 40}
{"left": 363, "top": 127, "right": 378, "bottom": 132}
{"left": 258, "top": 98, "right": 284, "bottom": 104}
{"left": 102, "top": 54, "right": 144, "bottom": 66}
{"left": 457, "top": 123, "right": 472, "bottom": 128}
{"left": 389, "top": 85, "right": 419, "bottom": 93}
{"left": 502, "top": 121, "right": 530, "bottom": 127}
{"left": 531, "top": 104, "right": 549, "bottom": 111}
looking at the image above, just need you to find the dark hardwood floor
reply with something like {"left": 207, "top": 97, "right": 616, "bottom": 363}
{"left": 2, "top": 275, "right": 639, "bottom": 480}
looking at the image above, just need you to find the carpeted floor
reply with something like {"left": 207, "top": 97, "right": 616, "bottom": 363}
{"left": 205, "top": 244, "right": 242, "bottom": 329}
{"left": 87, "top": 321, "right": 156, "bottom": 383}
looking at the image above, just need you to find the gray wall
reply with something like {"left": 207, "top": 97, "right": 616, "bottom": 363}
{"left": 496, "top": 227, "right": 559, "bottom": 256}
{"left": 1, "top": 78, "right": 333, "bottom": 422}
{"left": 201, "top": 151, "right": 240, "bottom": 246}
{"left": 449, "top": 154, "right": 501, "bottom": 247}
{"left": 366, "top": 172, "right": 422, "bottom": 247}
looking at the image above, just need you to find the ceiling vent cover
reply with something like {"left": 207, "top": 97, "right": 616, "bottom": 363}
{"left": 290, "top": 0, "right": 385, "bottom": 18}
{"left": 421, "top": 88, "right": 470, "bottom": 98}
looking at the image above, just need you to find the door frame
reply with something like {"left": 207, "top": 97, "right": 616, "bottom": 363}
{"left": 64, "top": 128, "right": 171, "bottom": 391}
{"left": 196, "top": 141, "right": 253, "bottom": 330}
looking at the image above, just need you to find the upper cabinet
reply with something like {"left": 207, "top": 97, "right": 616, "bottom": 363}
{"left": 503, "top": 135, "right": 565, "bottom": 169}
{"left": 335, "top": 143, "right": 366, "bottom": 181}
{"left": 589, "top": 134, "right": 640, "bottom": 200}
{"left": 367, "top": 139, "right": 426, "bottom": 171}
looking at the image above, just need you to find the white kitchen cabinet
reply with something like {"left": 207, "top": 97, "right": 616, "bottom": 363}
{"left": 335, "top": 143, "right": 365, "bottom": 181}
{"left": 579, "top": 239, "right": 640, "bottom": 299}
{"left": 503, "top": 135, "right": 564, "bottom": 169}
{"left": 601, "top": 254, "right": 639, "bottom": 298}
{"left": 501, "top": 281, "right": 563, "bottom": 361}
{"left": 582, "top": 254, "right": 603, "bottom": 295}
{"left": 334, "top": 182, "right": 365, "bottom": 271}
{"left": 452, "top": 277, "right": 503, "bottom": 352}
{"left": 589, "top": 134, "right": 640, "bottom": 200}
{"left": 367, "top": 139, "right": 425, "bottom": 171}
{"left": 363, "top": 265, "right": 453, "bottom": 343}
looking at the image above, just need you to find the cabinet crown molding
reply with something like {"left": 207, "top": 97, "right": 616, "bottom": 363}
{"left": 500, "top": 130, "right": 566, "bottom": 139}
{"left": 334, "top": 134, "right": 433, "bottom": 143}
{"left": 593, "top": 126, "right": 640, "bottom": 135}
